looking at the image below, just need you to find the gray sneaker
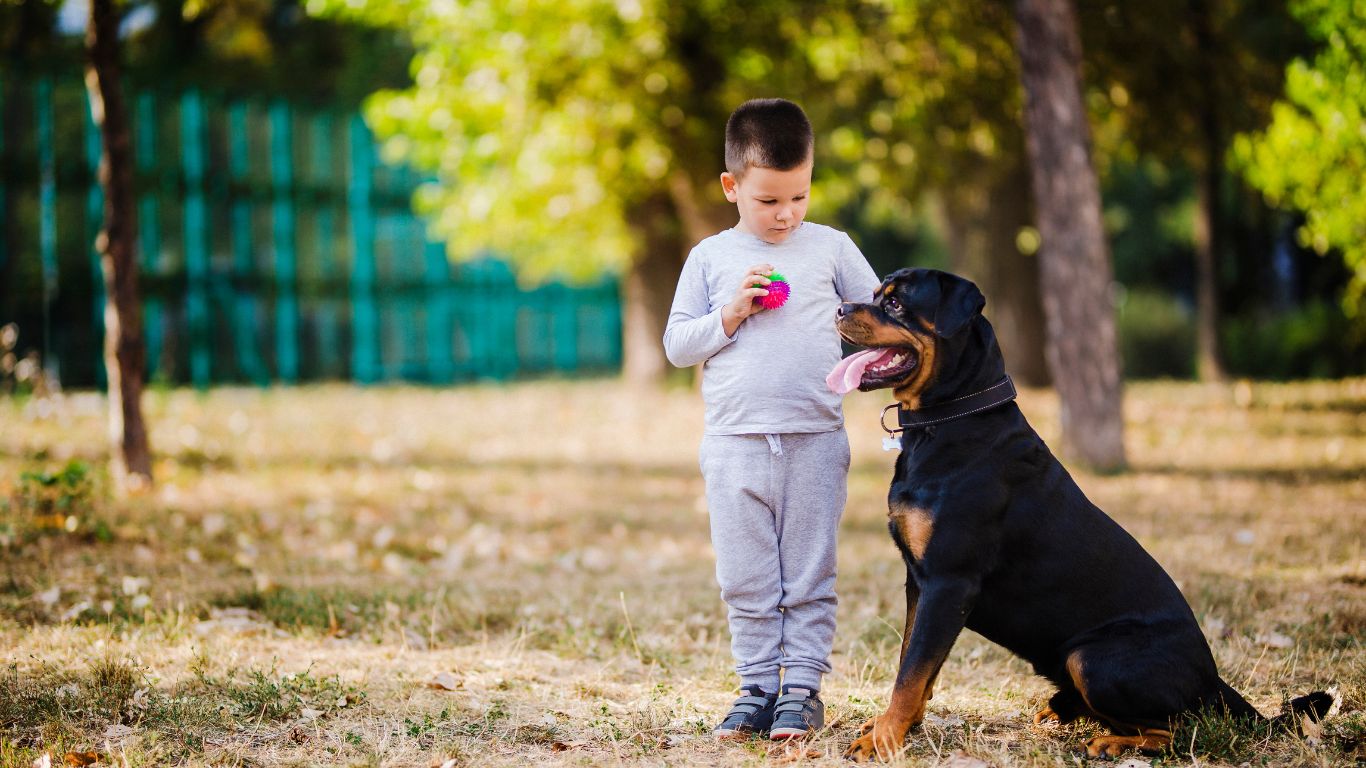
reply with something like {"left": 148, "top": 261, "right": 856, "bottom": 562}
{"left": 713, "top": 685, "right": 777, "bottom": 740}
{"left": 769, "top": 685, "right": 824, "bottom": 739}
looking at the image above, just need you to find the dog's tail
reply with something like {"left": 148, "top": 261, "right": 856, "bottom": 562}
{"left": 1270, "top": 689, "right": 1339, "bottom": 732}
{"left": 1215, "top": 680, "right": 1338, "bottom": 732}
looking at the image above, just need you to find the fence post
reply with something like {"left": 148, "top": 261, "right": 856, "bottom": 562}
{"left": 270, "top": 100, "right": 298, "bottom": 383}
{"left": 181, "top": 89, "right": 210, "bottom": 389}
{"left": 348, "top": 115, "right": 379, "bottom": 384}
{"left": 134, "top": 90, "right": 163, "bottom": 379}
{"left": 36, "top": 77, "right": 59, "bottom": 382}
{"left": 424, "top": 235, "right": 452, "bottom": 383}
{"left": 226, "top": 101, "right": 268, "bottom": 386}
{"left": 311, "top": 112, "right": 341, "bottom": 378}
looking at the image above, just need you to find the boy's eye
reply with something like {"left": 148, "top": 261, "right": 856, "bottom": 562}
{"left": 759, "top": 199, "right": 776, "bottom": 205}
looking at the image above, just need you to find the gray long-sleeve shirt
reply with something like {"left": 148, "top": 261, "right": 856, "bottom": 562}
{"left": 663, "top": 222, "right": 882, "bottom": 435}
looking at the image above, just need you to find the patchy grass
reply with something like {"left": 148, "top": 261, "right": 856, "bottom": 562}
{"left": 0, "top": 378, "right": 1362, "bottom": 766}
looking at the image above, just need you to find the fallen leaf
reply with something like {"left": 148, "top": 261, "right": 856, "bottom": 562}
{"left": 102, "top": 724, "right": 135, "bottom": 740}
{"left": 1255, "top": 631, "right": 1294, "bottom": 649}
{"left": 430, "top": 759, "right": 460, "bottom": 768}
{"left": 36, "top": 586, "right": 61, "bottom": 606}
{"left": 31, "top": 753, "right": 52, "bottom": 768}
{"left": 924, "top": 712, "right": 966, "bottom": 728}
{"left": 426, "top": 671, "right": 461, "bottom": 691}
{"left": 1301, "top": 713, "right": 1323, "bottom": 745}
{"left": 300, "top": 708, "right": 325, "bottom": 720}
{"left": 941, "top": 751, "right": 991, "bottom": 768}
{"left": 1116, "top": 759, "right": 1151, "bottom": 768}
{"left": 63, "top": 753, "right": 100, "bottom": 767}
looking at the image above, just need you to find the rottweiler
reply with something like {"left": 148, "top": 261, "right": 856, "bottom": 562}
{"left": 833, "top": 268, "right": 1334, "bottom": 760}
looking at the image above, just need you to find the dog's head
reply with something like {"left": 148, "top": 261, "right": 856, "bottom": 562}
{"left": 833, "top": 268, "right": 989, "bottom": 408}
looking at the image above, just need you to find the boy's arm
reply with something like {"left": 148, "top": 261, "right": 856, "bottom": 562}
{"left": 663, "top": 253, "right": 772, "bottom": 367}
{"left": 835, "top": 233, "right": 882, "bottom": 303}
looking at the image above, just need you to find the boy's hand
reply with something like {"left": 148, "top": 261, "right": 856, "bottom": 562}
{"left": 722, "top": 264, "right": 773, "bottom": 337}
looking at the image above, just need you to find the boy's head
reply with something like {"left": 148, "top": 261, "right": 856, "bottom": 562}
{"left": 721, "top": 99, "right": 814, "bottom": 245}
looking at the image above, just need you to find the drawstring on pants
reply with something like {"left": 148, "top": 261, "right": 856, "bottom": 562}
{"left": 765, "top": 434, "right": 783, "bottom": 456}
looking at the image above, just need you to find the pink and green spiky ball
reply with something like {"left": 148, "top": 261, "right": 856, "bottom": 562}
{"left": 755, "top": 272, "right": 791, "bottom": 310}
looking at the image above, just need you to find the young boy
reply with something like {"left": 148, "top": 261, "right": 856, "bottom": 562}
{"left": 662, "top": 98, "right": 881, "bottom": 740}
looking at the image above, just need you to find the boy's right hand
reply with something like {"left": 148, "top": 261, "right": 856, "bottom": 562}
{"left": 721, "top": 264, "right": 773, "bottom": 337}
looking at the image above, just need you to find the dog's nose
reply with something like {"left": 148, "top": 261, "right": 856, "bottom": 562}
{"left": 836, "top": 303, "right": 852, "bottom": 319}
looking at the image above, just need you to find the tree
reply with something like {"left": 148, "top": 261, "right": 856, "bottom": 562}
{"left": 1235, "top": 0, "right": 1366, "bottom": 324}
{"left": 1013, "top": 0, "right": 1126, "bottom": 470}
{"left": 1078, "top": 0, "right": 1310, "bottom": 382}
{"left": 86, "top": 0, "right": 153, "bottom": 490}
{"left": 306, "top": 0, "right": 1058, "bottom": 386}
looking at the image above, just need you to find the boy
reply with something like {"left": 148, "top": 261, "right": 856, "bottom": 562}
{"left": 662, "top": 98, "right": 881, "bottom": 740}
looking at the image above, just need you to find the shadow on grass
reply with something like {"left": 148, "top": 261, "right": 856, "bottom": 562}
{"left": 1133, "top": 463, "right": 1366, "bottom": 485}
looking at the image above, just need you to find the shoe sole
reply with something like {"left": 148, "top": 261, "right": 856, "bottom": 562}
{"left": 768, "top": 727, "right": 811, "bottom": 740}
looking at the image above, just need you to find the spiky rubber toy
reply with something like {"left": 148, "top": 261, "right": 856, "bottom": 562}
{"left": 755, "top": 272, "right": 790, "bottom": 310}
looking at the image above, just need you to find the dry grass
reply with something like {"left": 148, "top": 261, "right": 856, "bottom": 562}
{"left": 0, "top": 378, "right": 1362, "bottom": 767}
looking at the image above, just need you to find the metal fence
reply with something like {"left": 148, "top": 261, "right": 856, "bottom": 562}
{"left": 0, "top": 69, "right": 622, "bottom": 388}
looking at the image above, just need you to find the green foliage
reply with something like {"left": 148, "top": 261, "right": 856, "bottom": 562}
{"left": 193, "top": 662, "right": 365, "bottom": 721}
{"left": 1117, "top": 288, "right": 1196, "bottom": 379}
{"left": 302, "top": 0, "right": 1025, "bottom": 281}
{"left": 2, "top": 460, "right": 106, "bottom": 547}
{"left": 1224, "top": 300, "right": 1366, "bottom": 379}
{"left": 1235, "top": 0, "right": 1366, "bottom": 319}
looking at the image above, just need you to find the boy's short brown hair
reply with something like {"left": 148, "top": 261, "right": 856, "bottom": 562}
{"left": 724, "top": 99, "right": 814, "bottom": 179}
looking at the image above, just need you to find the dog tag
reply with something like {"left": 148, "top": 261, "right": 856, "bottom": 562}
{"left": 882, "top": 436, "right": 901, "bottom": 452}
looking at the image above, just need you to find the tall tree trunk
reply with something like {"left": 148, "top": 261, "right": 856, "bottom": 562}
{"left": 940, "top": 160, "right": 1051, "bottom": 387}
{"left": 1191, "top": 0, "right": 1227, "bottom": 382}
{"left": 86, "top": 0, "right": 153, "bottom": 490}
{"left": 1013, "top": 0, "right": 1126, "bottom": 470}
{"left": 621, "top": 193, "right": 686, "bottom": 386}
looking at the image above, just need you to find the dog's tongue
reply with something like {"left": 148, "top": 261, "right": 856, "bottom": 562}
{"left": 826, "top": 348, "right": 887, "bottom": 395}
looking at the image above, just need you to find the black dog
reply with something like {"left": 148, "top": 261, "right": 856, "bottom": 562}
{"left": 836, "top": 268, "right": 1333, "bottom": 760}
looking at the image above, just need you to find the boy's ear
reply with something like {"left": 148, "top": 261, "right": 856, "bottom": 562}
{"left": 720, "top": 172, "right": 739, "bottom": 203}
{"left": 932, "top": 271, "right": 985, "bottom": 338}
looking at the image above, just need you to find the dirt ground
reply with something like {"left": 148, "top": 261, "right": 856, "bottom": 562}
{"left": 1, "top": 378, "right": 1362, "bottom": 766}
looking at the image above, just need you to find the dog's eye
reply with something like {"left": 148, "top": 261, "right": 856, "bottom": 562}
{"left": 885, "top": 296, "right": 901, "bottom": 312}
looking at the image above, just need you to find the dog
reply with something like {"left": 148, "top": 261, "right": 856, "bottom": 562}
{"left": 832, "top": 268, "right": 1334, "bottom": 760}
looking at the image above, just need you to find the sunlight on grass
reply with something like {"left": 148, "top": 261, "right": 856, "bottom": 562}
{"left": 0, "top": 379, "right": 1362, "bottom": 766}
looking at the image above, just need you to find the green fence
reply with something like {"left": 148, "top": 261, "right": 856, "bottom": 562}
{"left": 0, "top": 70, "right": 622, "bottom": 388}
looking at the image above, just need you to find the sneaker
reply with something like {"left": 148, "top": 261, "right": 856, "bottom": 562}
{"left": 769, "top": 685, "right": 824, "bottom": 740}
{"left": 712, "top": 685, "right": 777, "bottom": 740}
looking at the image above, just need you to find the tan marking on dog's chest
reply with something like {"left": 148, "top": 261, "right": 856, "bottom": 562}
{"left": 889, "top": 502, "right": 935, "bottom": 560}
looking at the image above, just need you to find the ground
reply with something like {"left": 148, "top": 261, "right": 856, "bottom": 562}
{"left": 1, "top": 379, "right": 1363, "bottom": 767}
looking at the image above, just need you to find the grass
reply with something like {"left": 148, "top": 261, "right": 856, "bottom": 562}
{"left": 0, "top": 378, "right": 1362, "bottom": 766}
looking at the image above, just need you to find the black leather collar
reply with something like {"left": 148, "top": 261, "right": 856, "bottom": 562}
{"left": 880, "top": 376, "right": 1017, "bottom": 435}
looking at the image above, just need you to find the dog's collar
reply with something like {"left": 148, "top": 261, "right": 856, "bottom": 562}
{"left": 880, "top": 376, "right": 1017, "bottom": 436}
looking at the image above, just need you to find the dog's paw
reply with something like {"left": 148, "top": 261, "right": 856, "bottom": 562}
{"left": 843, "top": 716, "right": 907, "bottom": 762}
{"left": 1084, "top": 731, "right": 1171, "bottom": 758}
{"left": 1033, "top": 706, "right": 1060, "bottom": 725}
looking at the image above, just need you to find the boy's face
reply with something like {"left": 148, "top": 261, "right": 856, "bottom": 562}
{"left": 720, "top": 161, "right": 812, "bottom": 245}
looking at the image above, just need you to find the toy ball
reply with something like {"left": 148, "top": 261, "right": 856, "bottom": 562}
{"left": 755, "top": 272, "right": 791, "bottom": 310}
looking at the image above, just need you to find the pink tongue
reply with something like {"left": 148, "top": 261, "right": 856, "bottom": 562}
{"left": 826, "top": 348, "right": 888, "bottom": 395}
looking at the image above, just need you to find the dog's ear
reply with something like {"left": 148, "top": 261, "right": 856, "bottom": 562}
{"left": 933, "top": 272, "right": 985, "bottom": 338}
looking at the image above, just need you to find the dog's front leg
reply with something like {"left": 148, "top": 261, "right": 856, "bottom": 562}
{"left": 845, "top": 577, "right": 976, "bottom": 762}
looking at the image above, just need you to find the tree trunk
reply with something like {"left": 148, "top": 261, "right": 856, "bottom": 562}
{"left": 86, "top": 0, "right": 153, "bottom": 490}
{"left": 1013, "top": 0, "right": 1126, "bottom": 470}
{"left": 1191, "top": 0, "right": 1227, "bottom": 382}
{"left": 940, "top": 160, "right": 1051, "bottom": 387}
{"left": 621, "top": 193, "right": 686, "bottom": 386}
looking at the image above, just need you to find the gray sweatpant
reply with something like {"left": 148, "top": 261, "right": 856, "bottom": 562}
{"left": 699, "top": 429, "right": 850, "bottom": 693}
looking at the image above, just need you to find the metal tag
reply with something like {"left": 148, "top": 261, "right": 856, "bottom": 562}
{"left": 882, "top": 436, "right": 901, "bottom": 452}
